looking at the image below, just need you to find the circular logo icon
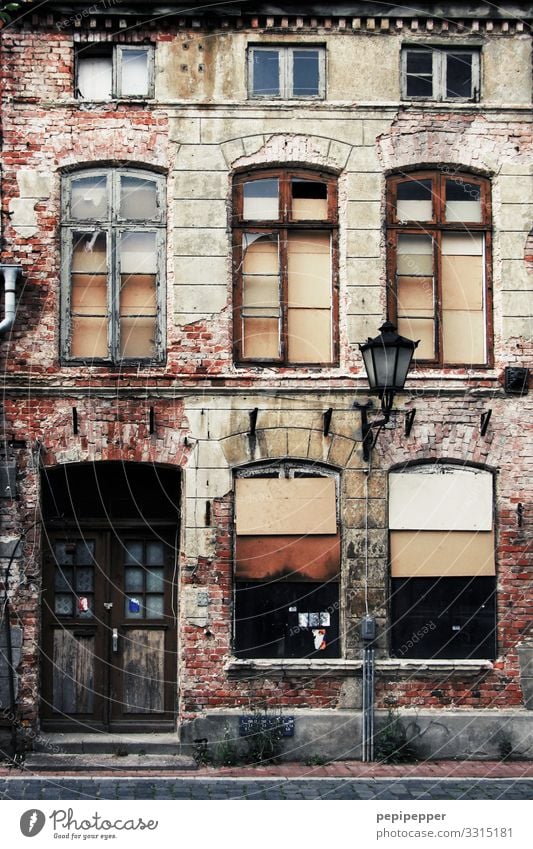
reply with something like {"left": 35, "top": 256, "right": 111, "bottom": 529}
{"left": 20, "top": 810, "right": 46, "bottom": 838}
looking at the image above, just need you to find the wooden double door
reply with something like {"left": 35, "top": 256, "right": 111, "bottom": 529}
{"left": 41, "top": 529, "right": 177, "bottom": 731}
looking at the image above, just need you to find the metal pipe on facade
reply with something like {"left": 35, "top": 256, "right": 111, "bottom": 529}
{"left": 0, "top": 265, "right": 20, "bottom": 335}
{"left": 0, "top": 264, "right": 21, "bottom": 757}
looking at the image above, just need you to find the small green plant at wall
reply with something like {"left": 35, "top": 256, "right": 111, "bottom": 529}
{"left": 0, "top": 2, "right": 32, "bottom": 24}
{"left": 192, "top": 738, "right": 212, "bottom": 766}
{"left": 241, "top": 707, "right": 284, "bottom": 765}
{"left": 374, "top": 706, "right": 418, "bottom": 764}
{"left": 215, "top": 724, "right": 240, "bottom": 766}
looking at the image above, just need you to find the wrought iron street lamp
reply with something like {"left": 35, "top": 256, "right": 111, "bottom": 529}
{"left": 356, "top": 321, "right": 418, "bottom": 461}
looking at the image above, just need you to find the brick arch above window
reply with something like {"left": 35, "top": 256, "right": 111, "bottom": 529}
{"left": 232, "top": 168, "right": 339, "bottom": 367}
{"left": 386, "top": 169, "right": 492, "bottom": 368}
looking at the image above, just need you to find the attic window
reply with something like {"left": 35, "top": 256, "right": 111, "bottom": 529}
{"left": 76, "top": 45, "right": 154, "bottom": 100}
{"left": 402, "top": 47, "right": 480, "bottom": 102}
{"left": 248, "top": 46, "right": 325, "bottom": 99}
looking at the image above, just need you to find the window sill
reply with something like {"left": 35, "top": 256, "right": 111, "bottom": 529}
{"left": 226, "top": 658, "right": 493, "bottom": 679}
{"left": 378, "top": 659, "right": 494, "bottom": 678}
{"left": 226, "top": 658, "right": 356, "bottom": 678}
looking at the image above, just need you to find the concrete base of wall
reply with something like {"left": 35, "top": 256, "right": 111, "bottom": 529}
{"left": 518, "top": 644, "right": 533, "bottom": 710}
{"left": 180, "top": 709, "right": 533, "bottom": 762}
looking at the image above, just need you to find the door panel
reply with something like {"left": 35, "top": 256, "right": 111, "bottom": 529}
{"left": 122, "top": 630, "right": 165, "bottom": 714}
{"left": 42, "top": 530, "right": 177, "bottom": 730}
{"left": 52, "top": 630, "right": 95, "bottom": 715}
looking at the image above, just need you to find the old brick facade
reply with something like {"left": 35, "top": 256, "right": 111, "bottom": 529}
{"left": 0, "top": 2, "right": 531, "bottom": 759}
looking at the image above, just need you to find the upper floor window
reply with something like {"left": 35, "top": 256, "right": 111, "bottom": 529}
{"left": 248, "top": 45, "right": 325, "bottom": 99}
{"left": 233, "top": 170, "right": 338, "bottom": 365}
{"left": 401, "top": 46, "right": 480, "bottom": 101}
{"left": 386, "top": 170, "right": 492, "bottom": 367}
{"left": 61, "top": 168, "right": 166, "bottom": 364}
{"left": 234, "top": 463, "right": 340, "bottom": 659}
{"left": 76, "top": 45, "right": 154, "bottom": 100}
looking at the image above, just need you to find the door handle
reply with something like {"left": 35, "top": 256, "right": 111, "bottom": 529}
{"left": 112, "top": 628, "right": 119, "bottom": 653}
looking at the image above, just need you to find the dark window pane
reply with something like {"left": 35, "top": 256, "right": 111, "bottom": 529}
{"left": 292, "top": 50, "right": 320, "bottom": 96}
{"left": 54, "top": 567, "right": 73, "bottom": 591}
{"left": 390, "top": 577, "right": 496, "bottom": 660}
{"left": 75, "top": 567, "right": 94, "bottom": 592}
{"left": 124, "top": 541, "right": 143, "bottom": 565}
{"left": 54, "top": 542, "right": 75, "bottom": 565}
{"left": 446, "top": 53, "right": 473, "bottom": 98}
{"left": 76, "top": 540, "right": 95, "bottom": 565}
{"left": 406, "top": 74, "right": 433, "bottom": 98}
{"left": 125, "top": 566, "right": 144, "bottom": 592}
{"left": 397, "top": 180, "right": 433, "bottom": 201}
{"left": 405, "top": 51, "right": 433, "bottom": 97}
{"left": 54, "top": 594, "right": 74, "bottom": 616}
{"left": 445, "top": 179, "right": 480, "bottom": 203}
{"left": 235, "top": 580, "right": 339, "bottom": 659}
{"left": 406, "top": 50, "right": 433, "bottom": 75}
{"left": 253, "top": 50, "right": 280, "bottom": 96}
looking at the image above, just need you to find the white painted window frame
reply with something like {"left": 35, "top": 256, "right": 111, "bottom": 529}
{"left": 401, "top": 46, "right": 480, "bottom": 102}
{"left": 76, "top": 44, "right": 155, "bottom": 100}
{"left": 248, "top": 45, "right": 326, "bottom": 99}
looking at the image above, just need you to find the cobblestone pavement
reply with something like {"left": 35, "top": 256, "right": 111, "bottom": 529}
{"left": 1, "top": 777, "right": 532, "bottom": 800}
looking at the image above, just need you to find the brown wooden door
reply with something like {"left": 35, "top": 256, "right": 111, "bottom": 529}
{"left": 41, "top": 530, "right": 177, "bottom": 731}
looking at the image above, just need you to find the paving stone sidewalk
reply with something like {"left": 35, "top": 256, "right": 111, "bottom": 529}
{"left": 1, "top": 776, "right": 533, "bottom": 800}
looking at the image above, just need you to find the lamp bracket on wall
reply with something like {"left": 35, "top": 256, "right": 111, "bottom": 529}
{"left": 249, "top": 408, "right": 259, "bottom": 436}
{"left": 323, "top": 408, "right": 333, "bottom": 437}
{"left": 354, "top": 400, "right": 392, "bottom": 462}
{"left": 404, "top": 408, "right": 416, "bottom": 437}
{"left": 480, "top": 409, "right": 492, "bottom": 436}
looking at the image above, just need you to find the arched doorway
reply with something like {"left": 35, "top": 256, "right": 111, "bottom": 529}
{"left": 40, "top": 463, "right": 179, "bottom": 731}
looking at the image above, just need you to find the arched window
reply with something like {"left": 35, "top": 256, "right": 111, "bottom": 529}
{"left": 61, "top": 167, "right": 166, "bottom": 363}
{"left": 232, "top": 169, "right": 338, "bottom": 365}
{"left": 388, "top": 463, "right": 496, "bottom": 660}
{"left": 386, "top": 170, "right": 492, "bottom": 366}
{"left": 234, "top": 463, "right": 341, "bottom": 658}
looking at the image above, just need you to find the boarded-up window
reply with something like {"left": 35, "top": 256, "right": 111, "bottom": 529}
{"left": 234, "top": 170, "right": 337, "bottom": 365}
{"left": 62, "top": 169, "right": 165, "bottom": 363}
{"left": 389, "top": 465, "right": 496, "bottom": 659}
{"left": 387, "top": 171, "right": 491, "bottom": 367}
{"left": 234, "top": 468, "right": 340, "bottom": 659}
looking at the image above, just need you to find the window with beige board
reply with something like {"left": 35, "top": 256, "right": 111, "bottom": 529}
{"left": 389, "top": 464, "right": 496, "bottom": 660}
{"left": 234, "top": 465, "right": 340, "bottom": 658}
{"left": 386, "top": 171, "right": 492, "bottom": 367}
{"left": 61, "top": 168, "right": 165, "bottom": 364}
{"left": 233, "top": 170, "right": 338, "bottom": 365}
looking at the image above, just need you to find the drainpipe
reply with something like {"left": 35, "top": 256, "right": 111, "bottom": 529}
{"left": 0, "top": 265, "right": 20, "bottom": 335}
{"left": 0, "top": 265, "right": 20, "bottom": 757}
